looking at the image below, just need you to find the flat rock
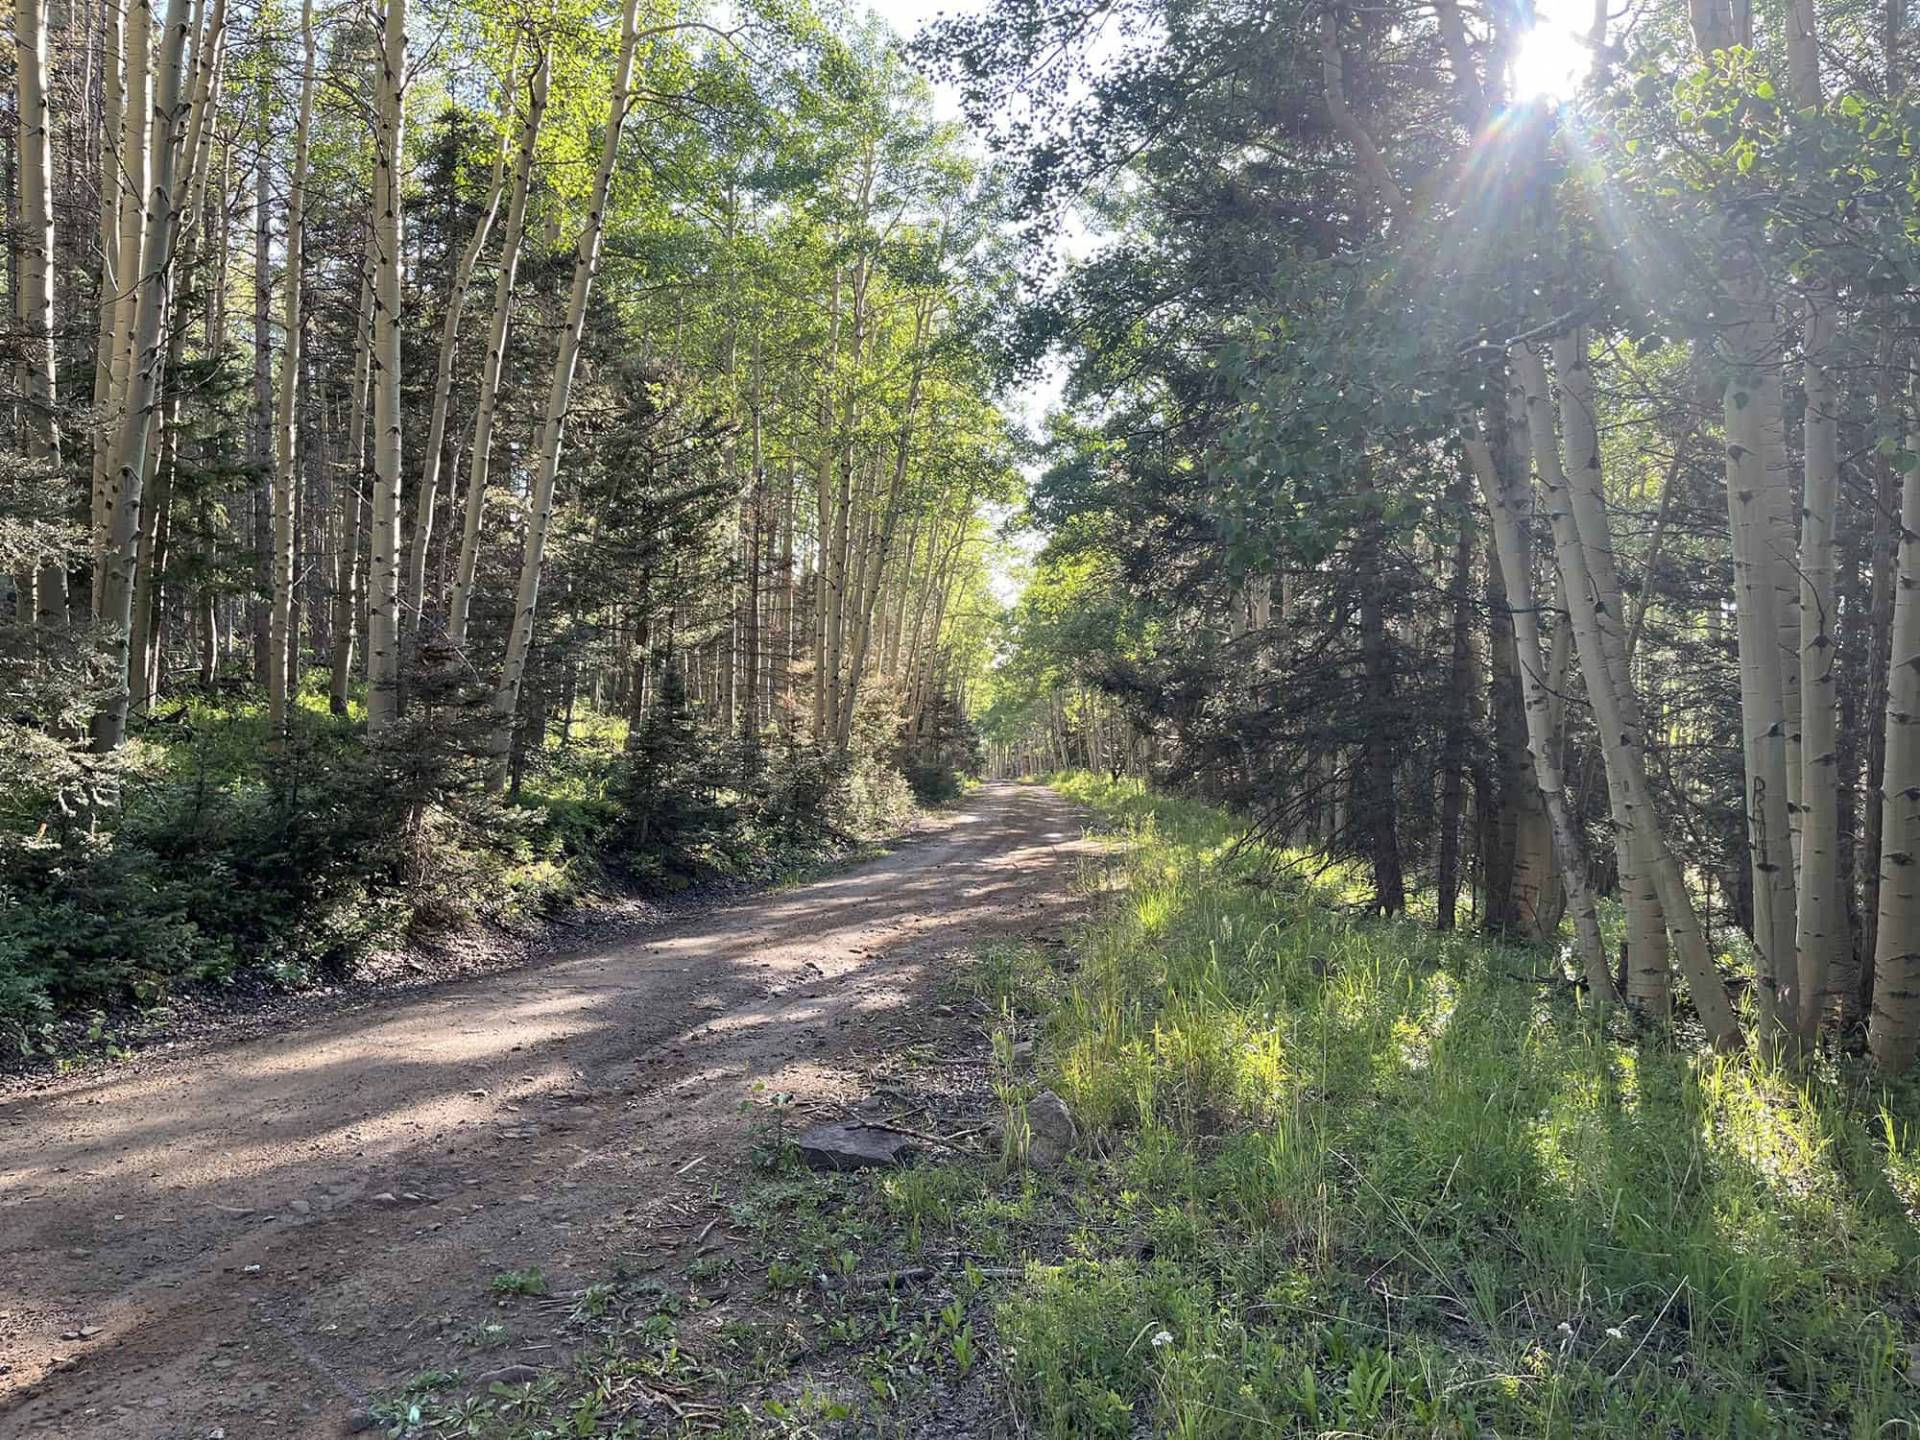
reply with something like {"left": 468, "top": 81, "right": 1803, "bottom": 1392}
{"left": 796, "top": 1122, "right": 917, "bottom": 1171}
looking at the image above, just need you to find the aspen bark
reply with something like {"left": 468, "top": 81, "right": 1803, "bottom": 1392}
{"left": 16, "top": 0, "right": 66, "bottom": 633}
{"left": 485, "top": 0, "right": 644, "bottom": 788}
{"left": 1785, "top": 0, "right": 1847, "bottom": 1037}
{"left": 1552, "top": 330, "right": 1672, "bottom": 1015}
{"left": 268, "top": 0, "right": 316, "bottom": 738}
{"left": 1795, "top": 298, "right": 1849, "bottom": 1037}
{"left": 1724, "top": 352, "right": 1801, "bottom": 1031}
{"left": 88, "top": 0, "right": 124, "bottom": 614}
{"left": 328, "top": 249, "right": 374, "bottom": 715}
{"left": 1513, "top": 344, "right": 1742, "bottom": 1044}
{"left": 91, "top": 0, "right": 191, "bottom": 750}
{"left": 1868, "top": 394, "right": 1920, "bottom": 1072}
{"left": 97, "top": 0, "right": 150, "bottom": 613}
{"left": 365, "top": 0, "right": 407, "bottom": 733}
{"left": 446, "top": 51, "right": 547, "bottom": 651}
{"left": 836, "top": 296, "right": 930, "bottom": 751}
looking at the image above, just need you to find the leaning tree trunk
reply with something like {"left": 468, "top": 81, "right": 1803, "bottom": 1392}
{"left": 1552, "top": 329, "right": 1672, "bottom": 1016}
{"left": 1513, "top": 343, "right": 1742, "bottom": 1045}
{"left": 364, "top": 0, "right": 408, "bottom": 734}
{"left": 1463, "top": 423, "right": 1612, "bottom": 1002}
{"left": 484, "top": 0, "right": 644, "bottom": 789}
{"left": 445, "top": 50, "right": 547, "bottom": 651}
{"left": 92, "top": 0, "right": 193, "bottom": 751}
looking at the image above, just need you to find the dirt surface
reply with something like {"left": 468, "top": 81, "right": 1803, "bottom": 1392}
{"left": 0, "top": 781, "right": 1094, "bottom": 1439}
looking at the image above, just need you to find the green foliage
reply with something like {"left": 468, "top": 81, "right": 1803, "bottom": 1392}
{"left": 987, "top": 775, "right": 1920, "bottom": 1439}
{"left": 0, "top": 677, "right": 919, "bottom": 1056}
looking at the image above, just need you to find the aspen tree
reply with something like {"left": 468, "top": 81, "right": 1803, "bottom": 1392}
{"left": 92, "top": 0, "right": 191, "bottom": 750}
{"left": 1514, "top": 343, "right": 1742, "bottom": 1046}
{"left": 329, "top": 250, "right": 374, "bottom": 715}
{"left": 1869, "top": 389, "right": 1920, "bottom": 1071}
{"left": 88, "top": 0, "right": 125, "bottom": 615}
{"left": 1552, "top": 330, "right": 1671, "bottom": 1015}
{"left": 365, "top": 0, "right": 408, "bottom": 733}
{"left": 836, "top": 294, "right": 931, "bottom": 751}
{"left": 485, "top": 0, "right": 647, "bottom": 788}
{"left": 127, "top": 0, "right": 224, "bottom": 712}
{"left": 1724, "top": 351, "right": 1801, "bottom": 1031}
{"left": 1782, "top": 0, "right": 1848, "bottom": 1036}
{"left": 405, "top": 64, "right": 514, "bottom": 640}
{"left": 268, "top": 0, "right": 316, "bottom": 739}
{"left": 15, "top": 0, "right": 65, "bottom": 634}
{"left": 96, "top": 0, "right": 151, "bottom": 614}
{"left": 446, "top": 48, "right": 548, "bottom": 651}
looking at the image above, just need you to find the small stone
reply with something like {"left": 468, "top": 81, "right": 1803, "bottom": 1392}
{"left": 346, "top": 1408, "right": 379, "bottom": 1433}
{"left": 796, "top": 1121, "right": 917, "bottom": 1171}
{"left": 372, "top": 1192, "right": 398, "bottom": 1205}
{"left": 288, "top": 1200, "right": 311, "bottom": 1216}
{"left": 1024, "top": 1089, "right": 1078, "bottom": 1171}
{"left": 1011, "top": 1039, "right": 1035, "bottom": 1064}
{"left": 477, "top": 1363, "right": 541, "bottom": 1384}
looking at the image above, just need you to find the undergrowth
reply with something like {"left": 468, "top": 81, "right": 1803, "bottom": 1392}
{"left": 0, "top": 677, "right": 920, "bottom": 1060}
{"left": 994, "top": 772, "right": 1920, "bottom": 1439}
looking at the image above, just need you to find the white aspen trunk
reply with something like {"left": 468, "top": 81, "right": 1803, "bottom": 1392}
{"left": 809, "top": 271, "right": 842, "bottom": 740}
{"left": 88, "top": 0, "right": 124, "bottom": 615}
{"left": 1724, "top": 348, "right": 1801, "bottom": 1032}
{"left": 835, "top": 297, "right": 931, "bottom": 751}
{"left": 1780, "top": 0, "right": 1847, "bottom": 1039}
{"left": 405, "top": 73, "right": 512, "bottom": 639}
{"left": 328, "top": 247, "right": 374, "bottom": 714}
{"left": 484, "top": 0, "right": 644, "bottom": 789}
{"left": 1551, "top": 330, "right": 1672, "bottom": 1015}
{"left": 128, "top": 0, "right": 223, "bottom": 705}
{"left": 445, "top": 51, "right": 547, "bottom": 651}
{"left": 267, "top": 0, "right": 315, "bottom": 738}
{"left": 364, "top": 0, "right": 407, "bottom": 733}
{"left": 822, "top": 254, "right": 870, "bottom": 746}
{"left": 17, "top": 0, "right": 66, "bottom": 632}
{"left": 1793, "top": 300, "right": 1849, "bottom": 1041}
{"left": 97, "top": 0, "right": 151, "bottom": 612}
{"left": 1761, "top": 373, "right": 1804, "bottom": 861}
{"left": 1513, "top": 344, "right": 1742, "bottom": 1046}
{"left": 91, "top": 0, "right": 189, "bottom": 750}
{"left": 1868, "top": 387, "right": 1920, "bottom": 1072}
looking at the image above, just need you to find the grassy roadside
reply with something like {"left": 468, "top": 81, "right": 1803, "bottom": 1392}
{"left": 381, "top": 774, "right": 1920, "bottom": 1438}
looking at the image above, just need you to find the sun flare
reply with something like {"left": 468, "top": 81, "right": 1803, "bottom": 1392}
{"left": 1510, "top": 22, "right": 1591, "bottom": 102}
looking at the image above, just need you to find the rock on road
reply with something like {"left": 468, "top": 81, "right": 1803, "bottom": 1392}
{"left": 0, "top": 781, "right": 1093, "bottom": 1439}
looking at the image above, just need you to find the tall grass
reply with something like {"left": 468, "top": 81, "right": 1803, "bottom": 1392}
{"left": 998, "top": 773, "right": 1920, "bottom": 1439}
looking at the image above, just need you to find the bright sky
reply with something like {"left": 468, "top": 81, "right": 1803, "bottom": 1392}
{"left": 862, "top": 0, "right": 1595, "bottom": 606}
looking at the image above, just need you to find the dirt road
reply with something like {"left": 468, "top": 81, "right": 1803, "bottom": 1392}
{"left": 0, "top": 782, "right": 1092, "bottom": 1439}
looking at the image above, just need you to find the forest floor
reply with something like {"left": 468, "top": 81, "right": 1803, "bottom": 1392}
{"left": 0, "top": 781, "right": 1096, "bottom": 1440}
